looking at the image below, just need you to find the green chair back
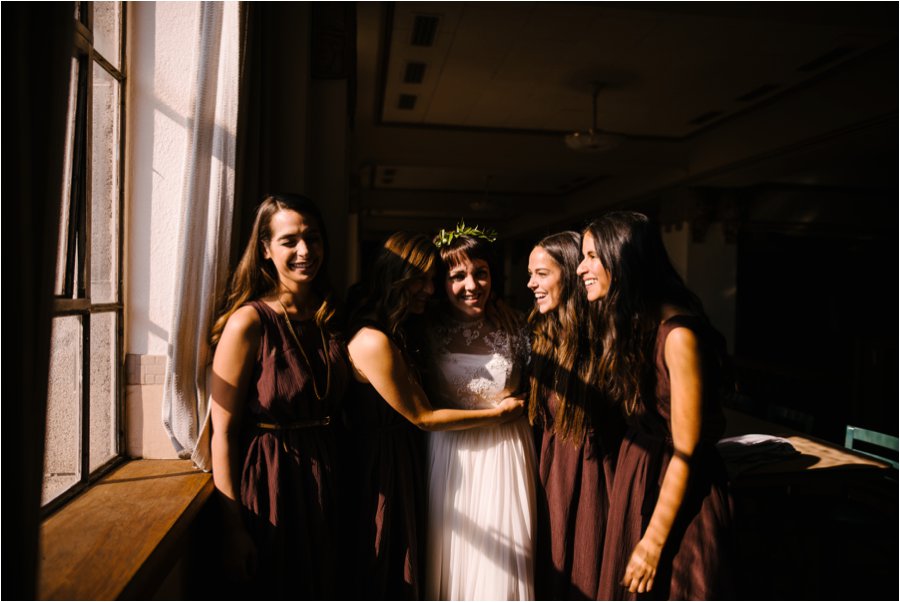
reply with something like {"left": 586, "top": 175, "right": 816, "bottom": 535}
{"left": 844, "top": 425, "right": 899, "bottom": 469}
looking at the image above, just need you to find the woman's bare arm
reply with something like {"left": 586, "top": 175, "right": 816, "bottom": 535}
{"left": 347, "top": 327, "right": 523, "bottom": 431}
{"left": 621, "top": 326, "right": 703, "bottom": 594}
{"left": 210, "top": 306, "right": 261, "bottom": 579}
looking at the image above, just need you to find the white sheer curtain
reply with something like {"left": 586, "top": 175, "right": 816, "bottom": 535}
{"left": 162, "top": 2, "right": 240, "bottom": 470}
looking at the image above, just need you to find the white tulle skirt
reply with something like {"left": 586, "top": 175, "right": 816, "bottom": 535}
{"left": 425, "top": 417, "right": 537, "bottom": 601}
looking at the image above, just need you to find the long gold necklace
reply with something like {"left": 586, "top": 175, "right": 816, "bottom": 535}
{"left": 277, "top": 299, "right": 331, "bottom": 401}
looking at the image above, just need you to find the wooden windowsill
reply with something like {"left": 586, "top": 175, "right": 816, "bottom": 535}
{"left": 39, "top": 459, "right": 214, "bottom": 600}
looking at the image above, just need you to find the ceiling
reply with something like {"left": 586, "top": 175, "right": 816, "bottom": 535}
{"left": 352, "top": 2, "right": 897, "bottom": 238}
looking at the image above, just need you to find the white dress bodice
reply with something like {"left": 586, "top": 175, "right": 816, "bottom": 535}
{"left": 425, "top": 316, "right": 528, "bottom": 410}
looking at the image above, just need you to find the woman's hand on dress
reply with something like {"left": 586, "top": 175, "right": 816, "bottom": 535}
{"left": 621, "top": 536, "right": 662, "bottom": 594}
{"left": 496, "top": 395, "right": 525, "bottom": 422}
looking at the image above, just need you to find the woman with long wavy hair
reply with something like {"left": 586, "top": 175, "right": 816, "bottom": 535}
{"left": 209, "top": 194, "right": 349, "bottom": 598}
{"left": 578, "top": 212, "right": 734, "bottom": 600}
{"left": 526, "top": 231, "right": 623, "bottom": 599}
{"left": 345, "top": 232, "right": 524, "bottom": 600}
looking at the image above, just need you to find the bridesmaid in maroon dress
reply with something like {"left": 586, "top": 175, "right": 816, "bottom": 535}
{"left": 578, "top": 212, "right": 734, "bottom": 600}
{"left": 526, "top": 231, "right": 623, "bottom": 600}
{"left": 344, "top": 232, "right": 525, "bottom": 599}
{"left": 209, "top": 194, "right": 349, "bottom": 598}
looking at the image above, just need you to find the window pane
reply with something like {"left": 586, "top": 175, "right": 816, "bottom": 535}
{"left": 56, "top": 58, "right": 80, "bottom": 297}
{"left": 91, "top": 62, "right": 120, "bottom": 303}
{"left": 93, "top": 2, "right": 121, "bottom": 70}
{"left": 44, "top": 316, "right": 84, "bottom": 504}
{"left": 90, "top": 312, "right": 118, "bottom": 470}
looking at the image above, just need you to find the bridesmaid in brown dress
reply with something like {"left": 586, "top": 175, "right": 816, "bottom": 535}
{"left": 210, "top": 194, "right": 349, "bottom": 598}
{"left": 344, "top": 232, "right": 525, "bottom": 599}
{"left": 578, "top": 212, "right": 734, "bottom": 600}
{"left": 527, "top": 231, "right": 623, "bottom": 600}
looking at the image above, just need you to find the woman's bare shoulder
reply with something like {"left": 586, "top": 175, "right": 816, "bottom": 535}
{"left": 222, "top": 305, "right": 262, "bottom": 339}
{"left": 348, "top": 326, "right": 393, "bottom": 355}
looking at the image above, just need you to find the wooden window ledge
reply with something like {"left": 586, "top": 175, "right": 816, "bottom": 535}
{"left": 39, "top": 459, "right": 214, "bottom": 600}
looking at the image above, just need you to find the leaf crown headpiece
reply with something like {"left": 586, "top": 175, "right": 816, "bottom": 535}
{"left": 433, "top": 220, "right": 498, "bottom": 248}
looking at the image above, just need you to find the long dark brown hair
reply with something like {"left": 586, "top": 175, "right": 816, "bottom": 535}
{"left": 584, "top": 211, "right": 706, "bottom": 417}
{"left": 348, "top": 232, "right": 437, "bottom": 343}
{"left": 527, "top": 231, "right": 597, "bottom": 442}
{"left": 210, "top": 194, "right": 336, "bottom": 347}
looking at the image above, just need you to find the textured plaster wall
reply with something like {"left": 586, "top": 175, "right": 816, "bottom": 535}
{"left": 124, "top": 2, "right": 201, "bottom": 458}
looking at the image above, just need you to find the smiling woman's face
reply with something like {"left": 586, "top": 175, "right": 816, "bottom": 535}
{"left": 262, "top": 209, "right": 323, "bottom": 291}
{"left": 445, "top": 257, "right": 491, "bottom": 320}
{"left": 577, "top": 231, "right": 611, "bottom": 302}
{"left": 405, "top": 270, "right": 436, "bottom": 314}
{"left": 527, "top": 246, "right": 564, "bottom": 314}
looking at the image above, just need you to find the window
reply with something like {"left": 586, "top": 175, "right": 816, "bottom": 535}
{"left": 44, "top": 1, "right": 125, "bottom": 511}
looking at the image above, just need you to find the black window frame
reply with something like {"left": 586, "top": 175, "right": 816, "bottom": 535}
{"left": 44, "top": 1, "right": 127, "bottom": 515}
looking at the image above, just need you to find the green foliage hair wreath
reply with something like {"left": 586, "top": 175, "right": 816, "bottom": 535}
{"left": 433, "top": 220, "right": 498, "bottom": 248}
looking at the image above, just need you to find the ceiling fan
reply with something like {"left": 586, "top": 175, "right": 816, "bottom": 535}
{"left": 564, "top": 83, "right": 622, "bottom": 152}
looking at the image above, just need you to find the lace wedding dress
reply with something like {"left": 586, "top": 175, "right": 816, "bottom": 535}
{"left": 424, "top": 316, "right": 537, "bottom": 600}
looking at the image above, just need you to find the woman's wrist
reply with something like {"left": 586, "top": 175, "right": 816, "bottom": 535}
{"left": 642, "top": 526, "right": 667, "bottom": 549}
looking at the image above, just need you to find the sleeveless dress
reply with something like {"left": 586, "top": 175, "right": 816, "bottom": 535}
{"left": 424, "top": 316, "right": 537, "bottom": 600}
{"left": 598, "top": 315, "right": 734, "bottom": 601}
{"left": 535, "top": 391, "right": 623, "bottom": 600}
{"left": 238, "top": 300, "right": 349, "bottom": 598}
{"left": 344, "top": 322, "right": 427, "bottom": 599}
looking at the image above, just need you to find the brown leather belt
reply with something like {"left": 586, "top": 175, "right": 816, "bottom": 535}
{"left": 255, "top": 416, "right": 332, "bottom": 430}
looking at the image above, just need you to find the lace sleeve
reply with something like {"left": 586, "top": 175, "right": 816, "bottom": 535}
{"left": 516, "top": 324, "right": 532, "bottom": 369}
{"left": 510, "top": 324, "right": 531, "bottom": 395}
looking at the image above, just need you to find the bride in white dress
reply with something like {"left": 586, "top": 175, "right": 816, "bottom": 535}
{"left": 424, "top": 227, "right": 537, "bottom": 600}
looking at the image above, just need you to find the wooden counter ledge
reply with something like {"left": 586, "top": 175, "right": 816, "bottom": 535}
{"left": 39, "top": 460, "right": 214, "bottom": 600}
